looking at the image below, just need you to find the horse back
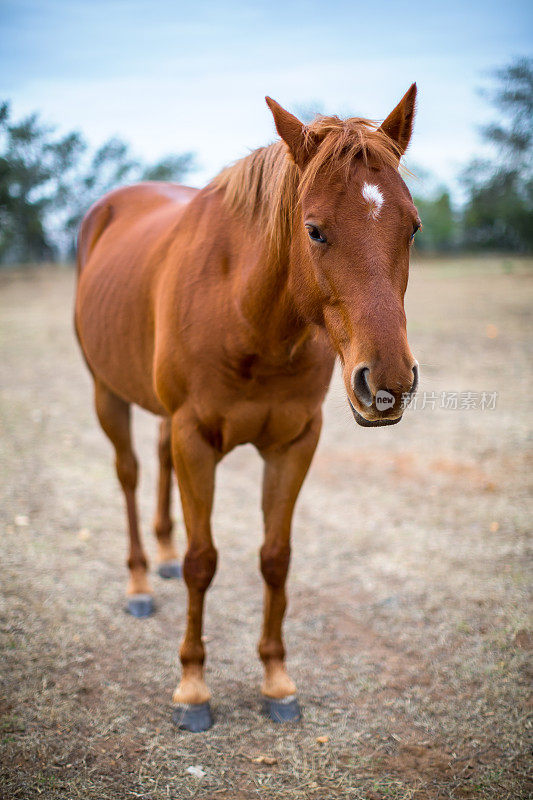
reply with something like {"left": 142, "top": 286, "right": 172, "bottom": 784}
{"left": 77, "top": 182, "right": 198, "bottom": 273}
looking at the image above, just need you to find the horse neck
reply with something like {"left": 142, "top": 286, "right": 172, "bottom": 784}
{"left": 233, "top": 211, "right": 310, "bottom": 360}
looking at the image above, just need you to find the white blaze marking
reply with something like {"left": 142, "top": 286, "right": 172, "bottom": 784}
{"left": 362, "top": 182, "right": 384, "bottom": 219}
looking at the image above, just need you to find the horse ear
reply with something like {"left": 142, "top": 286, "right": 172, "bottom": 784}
{"left": 265, "top": 97, "right": 312, "bottom": 169}
{"left": 378, "top": 83, "right": 417, "bottom": 156}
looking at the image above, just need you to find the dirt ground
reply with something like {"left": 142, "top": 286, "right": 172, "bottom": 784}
{"left": 0, "top": 256, "right": 531, "bottom": 799}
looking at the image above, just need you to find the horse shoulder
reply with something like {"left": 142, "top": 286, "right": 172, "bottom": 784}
{"left": 152, "top": 189, "right": 236, "bottom": 410}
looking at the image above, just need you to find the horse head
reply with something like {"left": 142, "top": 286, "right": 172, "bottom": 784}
{"left": 267, "top": 86, "right": 420, "bottom": 426}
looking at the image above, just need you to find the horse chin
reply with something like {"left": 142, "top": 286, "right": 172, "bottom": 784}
{"left": 348, "top": 398, "right": 402, "bottom": 428}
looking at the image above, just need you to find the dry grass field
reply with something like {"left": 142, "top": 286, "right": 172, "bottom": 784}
{"left": 0, "top": 256, "right": 531, "bottom": 799}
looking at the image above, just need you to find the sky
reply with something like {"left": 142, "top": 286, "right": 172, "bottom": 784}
{"left": 1, "top": 0, "right": 532, "bottom": 198}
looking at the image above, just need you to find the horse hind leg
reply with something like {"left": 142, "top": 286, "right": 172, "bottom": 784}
{"left": 93, "top": 379, "right": 154, "bottom": 618}
{"left": 154, "top": 417, "right": 181, "bottom": 579}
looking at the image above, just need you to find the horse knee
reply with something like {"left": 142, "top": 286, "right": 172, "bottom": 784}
{"left": 116, "top": 450, "right": 138, "bottom": 491}
{"left": 154, "top": 516, "right": 173, "bottom": 541}
{"left": 158, "top": 428, "right": 172, "bottom": 468}
{"left": 260, "top": 543, "right": 291, "bottom": 589}
{"left": 183, "top": 546, "right": 217, "bottom": 592}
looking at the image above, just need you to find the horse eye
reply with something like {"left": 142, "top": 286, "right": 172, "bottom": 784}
{"left": 305, "top": 224, "right": 327, "bottom": 244}
{"left": 410, "top": 222, "right": 421, "bottom": 242}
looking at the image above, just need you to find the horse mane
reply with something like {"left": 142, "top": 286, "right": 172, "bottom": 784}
{"left": 210, "top": 114, "right": 402, "bottom": 263}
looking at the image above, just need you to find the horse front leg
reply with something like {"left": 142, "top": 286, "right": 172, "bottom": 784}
{"left": 170, "top": 408, "right": 218, "bottom": 732}
{"left": 258, "top": 412, "right": 322, "bottom": 723}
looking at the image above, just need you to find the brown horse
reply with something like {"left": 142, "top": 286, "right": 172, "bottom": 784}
{"left": 75, "top": 85, "right": 420, "bottom": 732}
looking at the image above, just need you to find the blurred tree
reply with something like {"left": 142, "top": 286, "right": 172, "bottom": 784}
{"left": 141, "top": 154, "right": 195, "bottom": 182}
{"left": 461, "top": 57, "right": 533, "bottom": 252}
{"left": 412, "top": 190, "right": 457, "bottom": 252}
{"left": 0, "top": 103, "right": 196, "bottom": 264}
{"left": 0, "top": 104, "right": 84, "bottom": 262}
{"left": 406, "top": 166, "right": 458, "bottom": 252}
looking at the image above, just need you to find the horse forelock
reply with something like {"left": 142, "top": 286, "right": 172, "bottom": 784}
{"left": 210, "top": 115, "right": 403, "bottom": 263}
{"left": 299, "top": 115, "right": 402, "bottom": 194}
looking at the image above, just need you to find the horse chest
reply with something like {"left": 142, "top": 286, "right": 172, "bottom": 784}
{"left": 209, "top": 356, "right": 332, "bottom": 452}
{"left": 218, "top": 397, "right": 312, "bottom": 452}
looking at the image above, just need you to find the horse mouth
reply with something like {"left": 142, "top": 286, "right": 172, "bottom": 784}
{"left": 348, "top": 397, "right": 402, "bottom": 428}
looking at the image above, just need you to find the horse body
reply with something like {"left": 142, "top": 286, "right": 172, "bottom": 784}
{"left": 77, "top": 182, "right": 333, "bottom": 449}
{"left": 75, "top": 86, "right": 420, "bottom": 731}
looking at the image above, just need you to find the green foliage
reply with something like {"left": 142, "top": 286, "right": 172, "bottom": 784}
{"left": 462, "top": 166, "right": 533, "bottom": 251}
{"left": 0, "top": 106, "right": 82, "bottom": 262}
{"left": 412, "top": 190, "right": 457, "bottom": 252}
{"left": 141, "top": 154, "right": 195, "bottom": 183}
{"left": 0, "top": 103, "right": 195, "bottom": 264}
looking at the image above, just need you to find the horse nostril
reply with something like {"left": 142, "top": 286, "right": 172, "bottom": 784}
{"left": 410, "top": 363, "right": 419, "bottom": 395}
{"left": 352, "top": 365, "right": 373, "bottom": 408}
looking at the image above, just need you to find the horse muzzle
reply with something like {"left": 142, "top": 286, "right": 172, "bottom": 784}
{"left": 347, "top": 361, "right": 419, "bottom": 426}
{"left": 347, "top": 396, "right": 403, "bottom": 427}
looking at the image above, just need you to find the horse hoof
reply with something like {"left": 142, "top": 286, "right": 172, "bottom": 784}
{"left": 126, "top": 594, "right": 155, "bottom": 618}
{"left": 172, "top": 701, "right": 213, "bottom": 732}
{"left": 263, "top": 695, "right": 301, "bottom": 723}
{"left": 157, "top": 560, "right": 182, "bottom": 579}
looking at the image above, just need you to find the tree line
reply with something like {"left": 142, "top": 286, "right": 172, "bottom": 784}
{"left": 0, "top": 58, "right": 531, "bottom": 264}
{"left": 411, "top": 58, "right": 532, "bottom": 254}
